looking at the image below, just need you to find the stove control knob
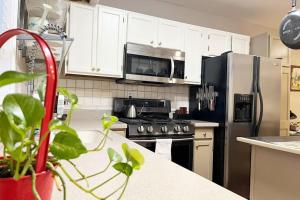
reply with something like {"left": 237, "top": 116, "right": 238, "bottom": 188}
{"left": 174, "top": 125, "right": 181, "bottom": 133}
{"left": 183, "top": 126, "right": 189, "bottom": 133}
{"left": 161, "top": 126, "right": 168, "bottom": 133}
{"left": 147, "top": 126, "right": 154, "bottom": 133}
{"left": 137, "top": 126, "right": 145, "bottom": 133}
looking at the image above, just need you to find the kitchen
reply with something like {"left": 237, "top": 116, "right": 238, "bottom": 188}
{"left": 1, "top": 0, "right": 300, "bottom": 199}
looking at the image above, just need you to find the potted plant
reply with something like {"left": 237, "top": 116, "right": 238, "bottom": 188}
{"left": 0, "top": 28, "right": 144, "bottom": 200}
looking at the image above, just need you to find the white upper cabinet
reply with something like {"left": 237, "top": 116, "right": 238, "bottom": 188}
{"left": 67, "top": 3, "right": 97, "bottom": 74}
{"left": 184, "top": 25, "right": 207, "bottom": 84}
{"left": 96, "top": 6, "right": 126, "bottom": 77}
{"left": 231, "top": 34, "right": 250, "bottom": 54}
{"left": 66, "top": 3, "right": 126, "bottom": 77}
{"left": 127, "top": 12, "right": 157, "bottom": 46}
{"left": 127, "top": 13, "right": 185, "bottom": 51}
{"left": 157, "top": 19, "right": 185, "bottom": 50}
{"left": 207, "top": 29, "right": 232, "bottom": 56}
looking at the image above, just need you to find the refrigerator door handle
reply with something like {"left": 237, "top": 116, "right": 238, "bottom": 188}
{"left": 252, "top": 56, "right": 259, "bottom": 137}
{"left": 255, "top": 57, "right": 264, "bottom": 137}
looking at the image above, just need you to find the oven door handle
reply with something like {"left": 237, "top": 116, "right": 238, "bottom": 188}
{"left": 131, "top": 138, "right": 194, "bottom": 143}
{"left": 169, "top": 57, "right": 175, "bottom": 81}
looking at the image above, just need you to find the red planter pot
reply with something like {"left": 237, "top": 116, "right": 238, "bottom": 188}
{"left": 0, "top": 170, "right": 54, "bottom": 200}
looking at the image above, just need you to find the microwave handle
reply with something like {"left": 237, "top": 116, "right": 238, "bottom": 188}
{"left": 170, "top": 57, "right": 175, "bottom": 81}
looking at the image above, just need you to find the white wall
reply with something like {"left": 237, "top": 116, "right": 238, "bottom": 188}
{"left": 0, "top": 0, "right": 19, "bottom": 103}
{"left": 93, "top": 0, "right": 277, "bottom": 36}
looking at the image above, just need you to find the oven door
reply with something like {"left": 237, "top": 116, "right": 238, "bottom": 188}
{"left": 131, "top": 137, "right": 193, "bottom": 170}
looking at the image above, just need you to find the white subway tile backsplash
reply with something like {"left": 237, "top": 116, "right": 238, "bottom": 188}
{"left": 84, "top": 80, "right": 93, "bottom": 89}
{"left": 93, "top": 81, "right": 101, "bottom": 89}
{"left": 117, "top": 83, "right": 125, "bottom": 90}
{"left": 84, "top": 89, "right": 93, "bottom": 97}
{"left": 75, "top": 88, "right": 85, "bottom": 97}
{"left": 138, "top": 91, "right": 145, "bottom": 98}
{"left": 138, "top": 85, "right": 144, "bottom": 91}
{"left": 75, "top": 80, "right": 84, "bottom": 88}
{"left": 110, "top": 81, "right": 118, "bottom": 90}
{"left": 63, "top": 77, "right": 189, "bottom": 111}
{"left": 58, "top": 79, "right": 66, "bottom": 87}
{"left": 66, "top": 79, "right": 75, "bottom": 88}
{"left": 144, "top": 86, "right": 152, "bottom": 92}
{"left": 101, "top": 80, "right": 110, "bottom": 89}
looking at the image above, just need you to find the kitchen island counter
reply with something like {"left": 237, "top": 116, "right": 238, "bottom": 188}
{"left": 52, "top": 130, "right": 245, "bottom": 200}
{"left": 237, "top": 136, "right": 300, "bottom": 200}
{"left": 237, "top": 136, "right": 300, "bottom": 155}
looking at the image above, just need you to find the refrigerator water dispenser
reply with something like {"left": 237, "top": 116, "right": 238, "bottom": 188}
{"left": 233, "top": 94, "right": 253, "bottom": 122}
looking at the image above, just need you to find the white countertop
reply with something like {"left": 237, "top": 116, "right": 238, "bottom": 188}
{"left": 237, "top": 136, "right": 300, "bottom": 155}
{"left": 51, "top": 130, "right": 244, "bottom": 200}
{"left": 189, "top": 120, "right": 219, "bottom": 128}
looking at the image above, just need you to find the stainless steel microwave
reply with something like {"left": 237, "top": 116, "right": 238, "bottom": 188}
{"left": 121, "top": 43, "right": 185, "bottom": 85}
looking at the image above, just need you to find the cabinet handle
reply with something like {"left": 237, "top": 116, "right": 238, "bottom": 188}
{"left": 158, "top": 42, "right": 162, "bottom": 46}
{"left": 96, "top": 68, "right": 100, "bottom": 72}
{"left": 196, "top": 144, "right": 209, "bottom": 149}
{"left": 91, "top": 67, "right": 95, "bottom": 71}
{"left": 203, "top": 132, "right": 207, "bottom": 137}
{"left": 150, "top": 40, "right": 154, "bottom": 44}
{"left": 185, "top": 76, "right": 187, "bottom": 79}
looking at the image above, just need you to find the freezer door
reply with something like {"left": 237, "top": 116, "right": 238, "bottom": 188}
{"left": 256, "top": 57, "right": 281, "bottom": 136}
{"left": 224, "top": 53, "right": 254, "bottom": 198}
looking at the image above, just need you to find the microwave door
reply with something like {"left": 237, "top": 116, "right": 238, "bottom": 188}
{"left": 125, "top": 54, "right": 172, "bottom": 83}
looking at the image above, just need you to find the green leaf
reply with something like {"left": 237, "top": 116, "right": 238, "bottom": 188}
{"left": 50, "top": 132, "right": 87, "bottom": 160}
{"left": 128, "top": 148, "right": 144, "bottom": 170}
{"left": 49, "top": 119, "right": 77, "bottom": 136}
{"left": 101, "top": 114, "right": 119, "bottom": 130}
{"left": 122, "top": 143, "right": 144, "bottom": 170}
{"left": 107, "top": 148, "right": 122, "bottom": 162}
{"left": 10, "top": 145, "right": 27, "bottom": 162}
{"left": 37, "top": 79, "right": 46, "bottom": 102}
{"left": 0, "top": 111, "right": 21, "bottom": 150}
{"left": 57, "top": 87, "right": 78, "bottom": 105}
{"left": 3, "top": 94, "right": 45, "bottom": 129}
{"left": 0, "top": 71, "right": 43, "bottom": 88}
{"left": 113, "top": 162, "right": 133, "bottom": 176}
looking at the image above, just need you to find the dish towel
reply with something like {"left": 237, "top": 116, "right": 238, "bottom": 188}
{"left": 155, "top": 139, "right": 172, "bottom": 161}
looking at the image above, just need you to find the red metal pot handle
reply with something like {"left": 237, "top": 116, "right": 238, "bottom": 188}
{"left": 0, "top": 28, "right": 58, "bottom": 173}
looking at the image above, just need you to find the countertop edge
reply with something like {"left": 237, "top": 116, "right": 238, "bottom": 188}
{"left": 189, "top": 120, "right": 219, "bottom": 128}
{"left": 237, "top": 137, "right": 300, "bottom": 155}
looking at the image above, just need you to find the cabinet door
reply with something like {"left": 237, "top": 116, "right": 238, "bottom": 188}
{"left": 280, "top": 67, "right": 290, "bottom": 136}
{"left": 96, "top": 6, "right": 126, "bottom": 78}
{"left": 270, "top": 35, "right": 290, "bottom": 66}
{"left": 193, "top": 139, "right": 213, "bottom": 180}
{"left": 67, "top": 3, "right": 97, "bottom": 74}
{"left": 127, "top": 12, "right": 157, "bottom": 46}
{"left": 232, "top": 34, "right": 250, "bottom": 55}
{"left": 157, "top": 18, "right": 185, "bottom": 50}
{"left": 207, "top": 30, "right": 231, "bottom": 56}
{"left": 184, "top": 25, "right": 206, "bottom": 84}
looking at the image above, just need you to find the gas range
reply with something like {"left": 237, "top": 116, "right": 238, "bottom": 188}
{"left": 113, "top": 98, "right": 194, "bottom": 138}
{"left": 113, "top": 97, "right": 194, "bottom": 170}
{"left": 119, "top": 117, "right": 193, "bottom": 138}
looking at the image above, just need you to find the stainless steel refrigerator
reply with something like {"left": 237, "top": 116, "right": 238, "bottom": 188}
{"left": 189, "top": 52, "right": 281, "bottom": 198}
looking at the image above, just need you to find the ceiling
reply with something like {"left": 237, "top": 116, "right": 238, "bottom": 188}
{"left": 158, "top": 0, "right": 292, "bottom": 29}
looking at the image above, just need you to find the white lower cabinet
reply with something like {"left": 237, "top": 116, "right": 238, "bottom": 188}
{"left": 193, "top": 128, "right": 214, "bottom": 180}
{"left": 66, "top": 3, "right": 126, "bottom": 78}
